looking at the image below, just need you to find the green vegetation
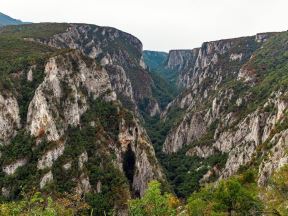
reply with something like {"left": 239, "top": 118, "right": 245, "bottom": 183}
{"left": 52, "top": 99, "right": 132, "bottom": 215}
{"left": 0, "top": 98, "right": 133, "bottom": 215}
{"left": 129, "top": 170, "right": 265, "bottom": 216}
{"left": 143, "top": 50, "right": 179, "bottom": 85}
{"left": 0, "top": 130, "right": 34, "bottom": 165}
{"left": 220, "top": 31, "right": 288, "bottom": 121}
{"left": 261, "top": 165, "right": 288, "bottom": 215}
{"left": 0, "top": 23, "right": 69, "bottom": 40}
{"left": 160, "top": 150, "right": 228, "bottom": 198}
{"left": 129, "top": 180, "right": 180, "bottom": 216}
{"left": 0, "top": 23, "right": 69, "bottom": 77}
{"left": 143, "top": 51, "right": 168, "bottom": 72}
{"left": 150, "top": 72, "right": 179, "bottom": 110}
{"left": 0, "top": 24, "right": 71, "bottom": 124}
{"left": 144, "top": 107, "right": 184, "bottom": 152}
{"left": 186, "top": 177, "right": 262, "bottom": 215}
{"left": 0, "top": 191, "right": 89, "bottom": 215}
{"left": 144, "top": 107, "right": 227, "bottom": 198}
{"left": 1, "top": 167, "right": 287, "bottom": 215}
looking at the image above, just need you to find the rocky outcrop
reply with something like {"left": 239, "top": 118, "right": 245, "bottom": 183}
{"left": 37, "top": 141, "right": 65, "bottom": 169}
{"left": 161, "top": 32, "right": 288, "bottom": 185}
{"left": 164, "top": 49, "right": 199, "bottom": 87}
{"left": 33, "top": 24, "right": 160, "bottom": 116}
{"left": 0, "top": 45, "right": 164, "bottom": 204}
{"left": 26, "top": 51, "right": 115, "bottom": 142}
{"left": 40, "top": 171, "right": 53, "bottom": 189}
{"left": 163, "top": 111, "right": 207, "bottom": 153}
{"left": 186, "top": 146, "right": 215, "bottom": 158}
{"left": 105, "top": 64, "right": 137, "bottom": 111}
{"left": 164, "top": 83, "right": 288, "bottom": 183}
{"left": 258, "top": 129, "right": 288, "bottom": 186}
{"left": 177, "top": 40, "right": 233, "bottom": 89}
{"left": 3, "top": 158, "right": 27, "bottom": 175}
{"left": 166, "top": 49, "right": 199, "bottom": 72}
{"left": 115, "top": 118, "right": 164, "bottom": 196}
{"left": 0, "top": 93, "right": 20, "bottom": 143}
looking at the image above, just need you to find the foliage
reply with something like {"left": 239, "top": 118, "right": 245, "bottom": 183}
{"left": 187, "top": 177, "right": 263, "bottom": 216}
{"left": 0, "top": 130, "right": 34, "bottom": 165}
{"left": 144, "top": 109, "right": 226, "bottom": 198}
{"left": 129, "top": 177, "right": 263, "bottom": 216}
{"left": 220, "top": 31, "right": 288, "bottom": 122}
{"left": 144, "top": 55, "right": 180, "bottom": 85}
{"left": 261, "top": 165, "right": 288, "bottom": 215}
{"left": 145, "top": 107, "right": 184, "bottom": 153}
{"left": 143, "top": 51, "right": 168, "bottom": 72}
{"left": 0, "top": 23, "right": 69, "bottom": 40}
{"left": 51, "top": 99, "right": 132, "bottom": 215}
{"left": 0, "top": 191, "right": 88, "bottom": 216}
{"left": 150, "top": 71, "right": 179, "bottom": 110}
{"left": 128, "top": 181, "right": 180, "bottom": 216}
{"left": 160, "top": 151, "right": 228, "bottom": 198}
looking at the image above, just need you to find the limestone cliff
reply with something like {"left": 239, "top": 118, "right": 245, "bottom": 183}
{"left": 0, "top": 24, "right": 165, "bottom": 213}
{"left": 32, "top": 24, "right": 160, "bottom": 116}
{"left": 162, "top": 31, "right": 288, "bottom": 186}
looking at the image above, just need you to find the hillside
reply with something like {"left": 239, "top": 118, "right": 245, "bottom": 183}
{"left": 0, "top": 23, "right": 166, "bottom": 215}
{"left": 1, "top": 19, "right": 288, "bottom": 215}
{"left": 144, "top": 32, "right": 288, "bottom": 200}
{"left": 0, "top": 12, "right": 29, "bottom": 27}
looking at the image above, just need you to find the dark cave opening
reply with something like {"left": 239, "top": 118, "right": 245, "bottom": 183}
{"left": 123, "top": 144, "right": 136, "bottom": 187}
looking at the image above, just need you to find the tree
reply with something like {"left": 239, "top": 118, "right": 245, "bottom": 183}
{"left": 0, "top": 192, "right": 89, "bottom": 216}
{"left": 187, "top": 178, "right": 263, "bottom": 216}
{"left": 128, "top": 181, "right": 180, "bottom": 216}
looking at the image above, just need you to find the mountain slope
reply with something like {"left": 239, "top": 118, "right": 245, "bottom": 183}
{"left": 153, "top": 32, "right": 288, "bottom": 197}
{"left": 1, "top": 18, "right": 288, "bottom": 214}
{"left": 0, "top": 12, "right": 29, "bottom": 27}
{"left": 0, "top": 23, "right": 165, "bottom": 214}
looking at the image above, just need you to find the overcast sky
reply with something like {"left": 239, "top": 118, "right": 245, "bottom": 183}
{"left": 1, "top": 0, "right": 288, "bottom": 51}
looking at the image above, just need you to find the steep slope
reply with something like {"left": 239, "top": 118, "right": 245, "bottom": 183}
{"left": 23, "top": 23, "right": 161, "bottom": 117}
{"left": 0, "top": 12, "right": 29, "bottom": 27}
{"left": 153, "top": 32, "right": 288, "bottom": 197}
{"left": 143, "top": 50, "right": 168, "bottom": 72}
{"left": 0, "top": 23, "right": 165, "bottom": 214}
{"left": 143, "top": 50, "right": 178, "bottom": 85}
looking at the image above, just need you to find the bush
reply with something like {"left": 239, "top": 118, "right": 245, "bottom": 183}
{"left": 0, "top": 191, "right": 88, "bottom": 216}
{"left": 128, "top": 181, "right": 180, "bottom": 216}
{"left": 187, "top": 178, "right": 263, "bottom": 216}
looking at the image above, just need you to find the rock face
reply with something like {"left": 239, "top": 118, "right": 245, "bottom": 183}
{"left": 166, "top": 50, "right": 199, "bottom": 72}
{"left": 258, "top": 129, "right": 288, "bottom": 186}
{"left": 0, "top": 93, "right": 20, "bottom": 144}
{"left": 162, "top": 31, "right": 288, "bottom": 186}
{"left": 163, "top": 111, "right": 207, "bottom": 153}
{"left": 1, "top": 21, "right": 287, "bottom": 212}
{"left": 30, "top": 51, "right": 162, "bottom": 194}
{"left": 0, "top": 23, "right": 165, "bottom": 212}
{"left": 162, "top": 36, "right": 259, "bottom": 153}
{"left": 26, "top": 51, "right": 114, "bottom": 142}
{"left": 34, "top": 24, "right": 160, "bottom": 116}
{"left": 3, "top": 158, "right": 27, "bottom": 175}
{"left": 166, "top": 49, "right": 199, "bottom": 87}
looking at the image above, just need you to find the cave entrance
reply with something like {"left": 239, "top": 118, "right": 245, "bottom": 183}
{"left": 123, "top": 144, "right": 136, "bottom": 187}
